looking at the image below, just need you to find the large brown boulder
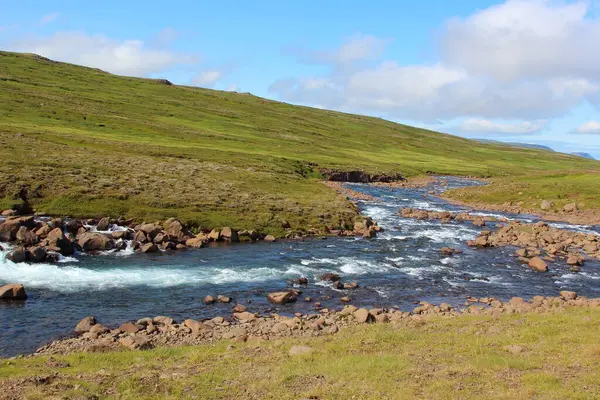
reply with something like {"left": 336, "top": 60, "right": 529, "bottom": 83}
{"left": 0, "top": 284, "right": 27, "bottom": 300}
{"left": 6, "top": 246, "right": 27, "bottom": 263}
{"left": 75, "top": 316, "right": 96, "bottom": 333}
{"left": 16, "top": 226, "right": 39, "bottom": 245}
{"left": 96, "top": 217, "right": 111, "bottom": 231}
{"left": 77, "top": 232, "right": 115, "bottom": 251}
{"left": 528, "top": 257, "right": 548, "bottom": 272}
{"left": 140, "top": 243, "right": 158, "bottom": 253}
{"left": 45, "top": 228, "right": 75, "bottom": 256}
{"left": 164, "top": 219, "right": 192, "bottom": 242}
{"left": 185, "top": 237, "right": 204, "bottom": 248}
{"left": 137, "top": 223, "right": 162, "bottom": 239}
{"left": 267, "top": 291, "right": 298, "bottom": 304}
{"left": 0, "top": 216, "right": 35, "bottom": 241}
{"left": 28, "top": 246, "right": 47, "bottom": 263}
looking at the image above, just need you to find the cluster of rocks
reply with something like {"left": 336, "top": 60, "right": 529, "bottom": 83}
{"left": 351, "top": 217, "right": 383, "bottom": 238}
{"left": 468, "top": 221, "right": 600, "bottom": 271}
{"left": 0, "top": 214, "right": 277, "bottom": 264}
{"left": 34, "top": 291, "right": 599, "bottom": 355}
{"left": 399, "top": 208, "right": 501, "bottom": 227}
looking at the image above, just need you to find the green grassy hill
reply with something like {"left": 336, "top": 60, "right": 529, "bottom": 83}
{"left": 1, "top": 51, "right": 599, "bottom": 233}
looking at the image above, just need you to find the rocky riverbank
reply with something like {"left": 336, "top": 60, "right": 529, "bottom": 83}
{"left": 399, "top": 207, "right": 600, "bottom": 271}
{"left": 31, "top": 290, "right": 598, "bottom": 356}
{"left": 0, "top": 212, "right": 384, "bottom": 265}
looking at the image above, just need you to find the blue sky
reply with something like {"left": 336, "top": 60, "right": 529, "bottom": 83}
{"left": 2, "top": 0, "right": 600, "bottom": 157}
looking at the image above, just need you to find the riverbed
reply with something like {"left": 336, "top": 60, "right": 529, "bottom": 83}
{"left": 1, "top": 178, "right": 599, "bottom": 357}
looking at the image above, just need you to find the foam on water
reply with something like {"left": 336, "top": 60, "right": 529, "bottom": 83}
{"left": 410, "top": 226, "right": 478, "bottom": 243}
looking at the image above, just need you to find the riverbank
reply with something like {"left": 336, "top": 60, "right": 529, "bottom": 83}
{"left": 2, "top": 297, "right": 599, "bottom": 399}
{"left": 441, "top": 172, "right": 600, "bottom": 225}
{"left": 30, "top": 290, "right": 597, "bottom": 356}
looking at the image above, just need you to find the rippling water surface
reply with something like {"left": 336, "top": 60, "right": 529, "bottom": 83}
{"left": 1, "top": 178, "right": 599, "bottom": 356}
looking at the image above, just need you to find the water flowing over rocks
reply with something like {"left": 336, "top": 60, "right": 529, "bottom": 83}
{"left": 1, "top": 213, "right": 381, "bottom": 264}
{"left": 33, "top": 292, "right": 600, "bottom": 356}
{"left": 320, "top": 169, "right": 404, "bottom": 183}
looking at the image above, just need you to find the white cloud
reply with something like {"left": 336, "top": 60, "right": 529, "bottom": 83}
{"left": 457, "top": 119, "right": 547, "bottom": 134}
{"left": 270, "top": 0, "right": 600, "bottom": 123}
{"left": 227, "top": 84, "right": 238, "bottom": 92}
{"left": 576, "top": 121, "right": 600, "bottom": 134}
{"left": 5, "top": 31, "right": 198, "bottom": 76}
{"left": 192, "top": 70, "right": 223, "bottom": 87}
{"left": 442, "top": 0, "right": 600, "bottom": 81}
{"left": 40, "top": 12, "right": 60, "bottom": 26}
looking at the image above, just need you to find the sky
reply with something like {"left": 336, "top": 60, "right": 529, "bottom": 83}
{"left": 2, "top": 0, "right": 600, "bottom": 157}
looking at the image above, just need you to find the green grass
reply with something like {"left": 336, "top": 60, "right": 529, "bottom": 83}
{"left": 444, "top": 172, "right": 600, "bottom": 214}
{"left": 2, "top": 51, "right": 600, "bottom": 232}
{"left": 2, "top": 308, "right": 599, "bottom": 399}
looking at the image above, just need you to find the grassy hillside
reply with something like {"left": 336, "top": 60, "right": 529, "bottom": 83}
{"left": 2, "top": 308, "right": 599, "bottom": 399}
{"left": 1, "top": 51, "right": 599, "bottom": 232}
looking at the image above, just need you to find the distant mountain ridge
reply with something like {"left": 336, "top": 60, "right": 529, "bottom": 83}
{"left": 475, "top": 139, "right": 595, "bottom": 160}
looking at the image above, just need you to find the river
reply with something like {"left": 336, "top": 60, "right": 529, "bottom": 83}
{"left": 1, "top": 177, "right": 599, "bottom": 357}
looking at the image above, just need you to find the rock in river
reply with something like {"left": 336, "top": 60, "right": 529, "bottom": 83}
{"left": 0, "top": 284, "right": 28, "bottom": 300}
{"left": 267, "top": 291, "right": 298, "bottom": 304}
{"left": 528, "top": 257, "right": 548, "bottom": 272}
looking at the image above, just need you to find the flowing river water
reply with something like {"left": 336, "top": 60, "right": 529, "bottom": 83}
{"left": 1, "top": 178, "right": 599, "bottom": 357}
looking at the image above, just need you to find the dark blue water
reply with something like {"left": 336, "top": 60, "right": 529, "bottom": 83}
{"left": 1, "top": 178, "right": 599, "bottom": 357}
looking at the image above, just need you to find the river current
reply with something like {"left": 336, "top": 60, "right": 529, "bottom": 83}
{"left": 1, "top": 178, "right": 599, "bottom": 357}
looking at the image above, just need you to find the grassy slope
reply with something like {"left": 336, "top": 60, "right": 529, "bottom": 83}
{"left": 2, "top": 308, "right": 599, "bottom": 399}
{"left": 444, "top": 172, "right": 600, "bottom": 215}
{"left": 2, "top": 51, "right": 600, "bottom": 232}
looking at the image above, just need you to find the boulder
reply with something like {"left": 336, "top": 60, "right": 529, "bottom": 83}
{"left": 528, "top": 257, "right": 548, "bottom": 272}
{"left": 221, "top": 227, "right": 239, "bottom": 242}
{"left": 96, "top": 217, "right": 111, "bottom": 231}
{"left": 16, "top": 226, "right": 38, "bottom": 245}
{"left": 184, "top": 319, "right": 206, "bottom": 334}
{"left": 89, "top": 324, "right": 109, "bottom": 335}
{"left": 119, "top": 335, "right": 152, "bottom": 350}
{"left": 45, "top": 228, "right": 74, "bottom": 256}
{"left": 1, "top": 209, "right": 16, "bottom": 217}
{"left": 440, "top": 247, "right": 456, "bottom": 256}
{"left": 0, "top": 216, "right": 35, "bottom": 241}
{"left": 343, "top": 282, "right": 359, "bottom": 290}
{"left": 208, "top": 229, "right": 221, "bottom": 241}
{"left": 567, "top": 254, "right": 584, "bottom": 266}
{"left": 264, "top": 235, "right": 276, "bottom": 242}
{"left": 6, "top": 246, "right": 27, "bottom": 263}
{"left": 133, "top": 230, "right": 148, "bottom": 244}
{"left": 164, "top": 219, "right": 191, "bottom": 242}
{"left": 233, "top": 311, "right": 256, "bottom": 322}
{"left": 111, "top": 230, "right": 129, "bottom": 240}
{"left": 185, "top": 237, "right": 204, "bottom": 248}
{"left": 35, "top": 224, "right": 52, "bottom": 238}
{"left": 140, "top": 243, "right": 158, "bottom": 253}
{"left": 137, "top": 223, "right": 162, "bottom": 239}
{"left": 203, "top": 295, "right": 216, "bottom": 305}
{"left": 232, "top": 304, "right": 247, "bottom": 313}
{"left": 217, "top": 295, "right": 231, "bottom": 303}
{"left": 0, "top": 284, "right": 27, "bottom": 300}
{"left": 540, "top": 200, "right": 554, "bottom": 210}
{"left": 119, "top": 322, "right": 140, "bottom": 334}
{"left": 75, "top": 316, "right": 97, "bottom": 334}
{"left": 153, "top": 316, "right": 175, "bottom": 325}
{"left": 472, "top": 218, "right": 486, "bottom": 227}
{"left": 354, "top": 308, "right": 373, "bottom": 323}
{"left": 560, "top": 290, "right": 577, "bottom": 300}
{"left": 267, "top": 291, "right": 298, "bottom": 304}
{"left": 77, "top": 232, "right": 115, "bottom": 251}
{"left": 563, "top": 203, "right": 578, "bottom": 213}
{"left": 28, "top": 246, "right": 47, "bottom": 263}
{"left": 515, "top": 248, "right": 528, "bottom": 257}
